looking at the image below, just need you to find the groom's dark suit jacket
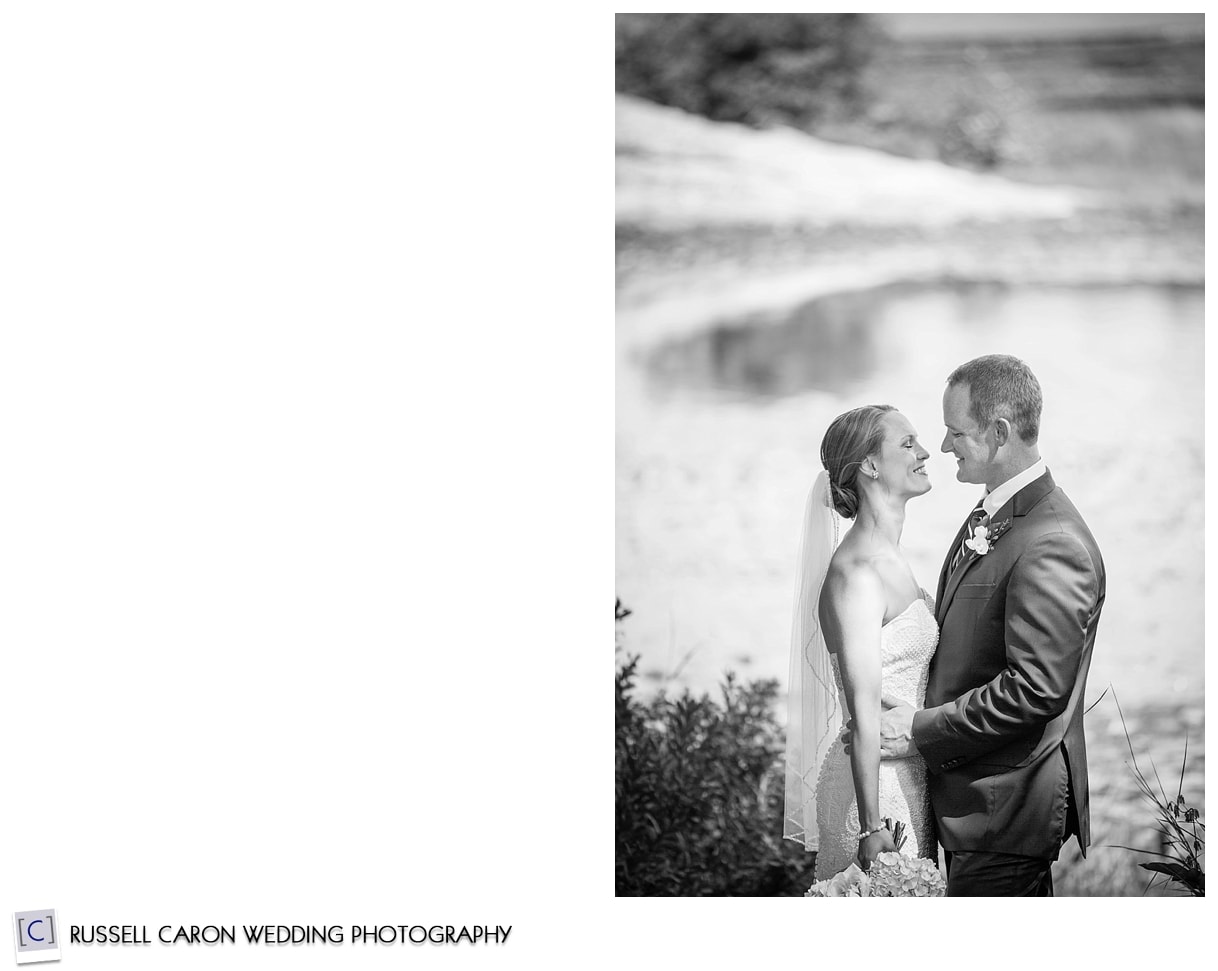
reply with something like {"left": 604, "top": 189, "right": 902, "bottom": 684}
{"left": 912, "top": 470, "right": 1105, "bottom": 860}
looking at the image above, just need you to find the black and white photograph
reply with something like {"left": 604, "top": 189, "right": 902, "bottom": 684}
{"left": 616, "top": 12, "right": 1204, "bottom": 898}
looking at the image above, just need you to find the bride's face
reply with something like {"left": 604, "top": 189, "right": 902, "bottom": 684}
{"left": 870, "top": 412, "right": 932, "bottom": 499}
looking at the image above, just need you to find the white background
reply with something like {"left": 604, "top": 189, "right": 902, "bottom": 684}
{"left": 0, "top": 3, "right": 1211, "bottom": 970}
{"left": 1, "top": 3, "right": 604, "bottom": 967}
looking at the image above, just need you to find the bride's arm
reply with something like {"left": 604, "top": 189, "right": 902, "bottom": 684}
{"left": 820, "top": 564, "right": 898, "bottom": 867}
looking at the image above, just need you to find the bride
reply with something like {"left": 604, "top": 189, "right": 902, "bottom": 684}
{"left": 784, "top": 404, "right": 940, "bottom": 877}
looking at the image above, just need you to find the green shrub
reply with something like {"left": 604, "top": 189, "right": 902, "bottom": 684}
{"left": 615, "top": 13, "right": 878, "bottom": 130}
{"left": 615, "top": 638, "right": 816, "bottom": 896}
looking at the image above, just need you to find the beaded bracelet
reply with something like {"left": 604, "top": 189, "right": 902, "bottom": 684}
{"left": 857, "top": 825, "right": 887, "bottom": 841}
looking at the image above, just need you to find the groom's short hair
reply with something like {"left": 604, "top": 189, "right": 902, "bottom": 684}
{"left": 947, "top": 354, "right": 1042, "bottom": 444}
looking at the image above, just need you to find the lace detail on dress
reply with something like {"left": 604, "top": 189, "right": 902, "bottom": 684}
{"left": 813, "top": 591, "right": 939, "bottom": 879}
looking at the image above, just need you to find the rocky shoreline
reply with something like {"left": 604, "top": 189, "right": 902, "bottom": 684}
{"left": 618, "top": 207, "right": 1201, "bottom": 318}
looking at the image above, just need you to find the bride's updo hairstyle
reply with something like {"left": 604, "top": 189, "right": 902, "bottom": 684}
{"left": 820, "top": 404, "right": 896, "bottom": 519}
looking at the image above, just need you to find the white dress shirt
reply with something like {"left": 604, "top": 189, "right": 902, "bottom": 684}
{"left": 981, "top": 458, "right": 1047, "bottom": 520}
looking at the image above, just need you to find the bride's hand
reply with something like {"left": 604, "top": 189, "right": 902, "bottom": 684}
{"left": 857, "top": 828, "right": 898, "bottom": 871}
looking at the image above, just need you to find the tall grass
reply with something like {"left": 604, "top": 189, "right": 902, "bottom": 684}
{"left": 1056, "top": 697, "right": 1204, "bottom": 896}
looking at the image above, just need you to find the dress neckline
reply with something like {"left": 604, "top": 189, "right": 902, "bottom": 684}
{"left": 882, "top": 590, "right": 932, "bottom": 629}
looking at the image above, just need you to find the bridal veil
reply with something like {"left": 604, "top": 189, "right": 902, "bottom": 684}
{"left": 783, "top": 469, "right": 841, "bottom": 851}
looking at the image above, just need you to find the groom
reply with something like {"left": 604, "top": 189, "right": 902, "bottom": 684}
{"left": 880, "top": 354, "right": 1106, "bottom": 896}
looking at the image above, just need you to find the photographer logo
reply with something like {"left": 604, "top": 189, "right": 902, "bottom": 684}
{"left": 12, "top": 910, "right": 59, "bottom": 965}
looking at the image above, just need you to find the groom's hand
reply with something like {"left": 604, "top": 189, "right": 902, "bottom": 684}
{"left": 841, "top": 694, "right": 920, "bottom": 759}
{"left": 879, "top": 698, "right": 918, "bottom": 759}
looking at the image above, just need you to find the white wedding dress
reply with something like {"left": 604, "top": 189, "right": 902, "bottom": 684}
{"left": 812, "top": 590, "right": 939, "bottom": 879}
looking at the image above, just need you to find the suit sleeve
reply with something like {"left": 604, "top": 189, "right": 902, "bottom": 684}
{"left": 912, "top": 530, "right": 1099, "bottom": 773}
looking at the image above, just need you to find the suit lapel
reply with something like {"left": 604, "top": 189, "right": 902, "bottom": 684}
{"left": 938, "top": 540, "right": 986, "bottom": 624}
{"left": 936, "top": 470, "right": 1057, "bottom": 625}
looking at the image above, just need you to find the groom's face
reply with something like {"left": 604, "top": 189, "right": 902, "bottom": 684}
{"left": 941, "top": 383, "right": 993, "bottom": 485}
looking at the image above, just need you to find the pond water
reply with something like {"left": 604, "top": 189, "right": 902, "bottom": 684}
{"left": 616, "top": 281, "right": 1203, "bottom": 709}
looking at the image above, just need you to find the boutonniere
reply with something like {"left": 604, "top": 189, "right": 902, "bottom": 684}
{"left": 965, "top": 519, "right": 1012, "bottom": 556}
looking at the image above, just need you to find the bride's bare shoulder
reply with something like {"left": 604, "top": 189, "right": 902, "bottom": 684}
{"left": 819, "top": 550, "right": 884, "bottom": 620}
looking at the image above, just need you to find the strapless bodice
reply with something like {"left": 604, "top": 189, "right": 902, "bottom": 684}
{"left": 829, "top": 591, "right": 938, "bottom": 710}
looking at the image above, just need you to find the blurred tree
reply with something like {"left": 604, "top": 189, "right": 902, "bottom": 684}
{"left": 615, "top": 13, "right": 880, "bottom": 129}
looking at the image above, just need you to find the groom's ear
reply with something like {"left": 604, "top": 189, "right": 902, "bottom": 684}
{"left": 993, "top": 418, "right": 1012, "bottom": 446}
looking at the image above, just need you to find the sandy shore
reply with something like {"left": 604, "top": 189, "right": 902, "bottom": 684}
{"left": 616, "top": 95, "right": 1201, "bottom": 337}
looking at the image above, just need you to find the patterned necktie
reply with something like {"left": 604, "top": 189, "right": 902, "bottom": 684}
{"left": 950, "top": 507, "right": 989, "bottom": 575}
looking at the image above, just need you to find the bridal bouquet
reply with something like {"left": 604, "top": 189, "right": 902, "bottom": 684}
{"left": 805, "top": 853, "right": 945, "bottom": 897}
{"left": 866, "top": 852, "right": 946, "bottom": 897}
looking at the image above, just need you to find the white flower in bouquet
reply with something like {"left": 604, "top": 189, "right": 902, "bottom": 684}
{"left": 805, "top": 862, "right": 871, "bottom": 897}
{"left": 867, "top": 852, "right": 945, "bottom": 897}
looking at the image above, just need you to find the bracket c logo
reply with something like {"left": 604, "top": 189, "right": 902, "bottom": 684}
{"left": 12, "top": 910, "right": 59, "bottom": 965}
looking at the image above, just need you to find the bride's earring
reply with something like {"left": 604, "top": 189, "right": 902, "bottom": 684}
{"left": 869, "top": 468, "right": 879, "bottom": 479}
